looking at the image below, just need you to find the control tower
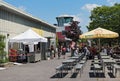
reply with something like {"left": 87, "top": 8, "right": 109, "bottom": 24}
{"left": 56, "top": 15, "right": 74, "bottom": 42}
{"left": 56, "top": 15, "right": 73, "bottom": 27}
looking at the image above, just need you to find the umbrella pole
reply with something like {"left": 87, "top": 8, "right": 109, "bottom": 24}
{"left": 98, "top": 39, "right": 100, "bottom": 52}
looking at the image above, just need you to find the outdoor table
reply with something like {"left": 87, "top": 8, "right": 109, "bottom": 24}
{"left": 70, "top": 56, "right": 79, "bottom": 59}
{"left": 94, "top": 57, "right": 98, "bottom": 60}
{"left": 69, "top": 56, "right": 79, "bottom": 62}
{"left": 94, "top": 60, "right": 101, "bottom": 64}
{"left": 79, "top": 60, "right": 86, "bottom": 64}
{"left": 62, "top": 59, "right": 76, "bottom": 65}
{"left": 93, "top": 63, "right": 102, "bottom": 75}
{"left": 102, "top": 59, "right": 116, "bottom": 73}
{"left": 115, "top": 55, "right": 120, "bottom": 61}
{"left": 101, "top": 56, "right": 110, "bottom": 59}
{"left": 100, "top": 52, "right": 107, "bottom": 56}
{"left": 62, "top": 59, "right": 76, "bottom": 73}
{"left": 62, "top": 59, "right": 75, "bottom": 64}
{"left": 113, "top": 64, "right": 120, "bottom": 77}
{"left": 79, "top": 60, "right": 86, "bottom": 67}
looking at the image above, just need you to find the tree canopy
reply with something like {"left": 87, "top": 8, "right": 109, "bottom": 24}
{"left": 87, "top": 3, "right": 120, "bottom": 45}
{"left": 65, "top": 21, "right": 82, "bottom": 42}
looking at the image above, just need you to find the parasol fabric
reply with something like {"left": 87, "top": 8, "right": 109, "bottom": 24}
{"left": 80, "top": 27, "right": 119, "bottom": 39}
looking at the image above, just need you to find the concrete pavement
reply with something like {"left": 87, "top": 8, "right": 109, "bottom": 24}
{"left": 0, "top": 53, "right": 120, "bottom": 81}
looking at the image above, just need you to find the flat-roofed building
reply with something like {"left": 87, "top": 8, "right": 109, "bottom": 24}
{"left": 0, "top": 1, "right": 57, "bottom": 61}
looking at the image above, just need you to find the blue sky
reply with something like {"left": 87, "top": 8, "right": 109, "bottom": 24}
{"left": 3, "top": 0, "right": 120, "bottom": 32}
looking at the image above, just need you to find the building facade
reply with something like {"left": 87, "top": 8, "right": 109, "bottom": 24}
{"left": 0, "top": 1, "right": 57, "bottom": 60}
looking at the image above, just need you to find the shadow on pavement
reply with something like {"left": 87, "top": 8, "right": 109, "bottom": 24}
{"left": 50, "top": 72, "right": 68, "bottom": 78}
{"left": 90, "top": 67, "right": 94, "bottom": 70}
{"left": 108, "top": 72, "right": 115, "bottom": 78}
{"left": 89, "top": 72, "right": 105, "bottom": 78}
{"left": 70, "top": 72, "right": 78, "bottom": 78}
{"left": 107, "top": 67, "right": 112, "bottom": 70}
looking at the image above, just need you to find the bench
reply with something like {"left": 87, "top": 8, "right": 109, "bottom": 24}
{"left": 74, "top": 63, "right": 83, "bottom": 77}
{"left": 113, "top": 64, "right": 120, "bottom": 77}
{"left": 55, "top": 64, "right": 65, "bottom": 77}
{"left": 93, "top": 64, "right": 103, "bottom": 75}
{"left": 79, "top": 60, "right": 86, "bottom": 67}
{"left": 79, "top": 60, "right": 86, "bottom": 64}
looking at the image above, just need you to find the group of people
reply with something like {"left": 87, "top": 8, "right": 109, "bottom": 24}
{"left": 47, "top": 45, "right": 69, "bottom": 59}
{"left": 82, "top": 44, "right": 120, "bottom": 60}
{"left": 47, "top": 43, "right": 120, "bottom": 60}
{"left": 83, "top": 45, "right": 98, "bottom": 60}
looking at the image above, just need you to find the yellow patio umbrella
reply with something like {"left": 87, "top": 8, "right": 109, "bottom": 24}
{"left": 80, "top": 27, "right": 119, "bottom": 51}
{"left": 80, "top": 27, "right": 119, "bottom": 39}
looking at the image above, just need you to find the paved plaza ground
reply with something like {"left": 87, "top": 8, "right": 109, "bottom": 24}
{"left": 0, "top": 53, "right": 120, "bottom": 81}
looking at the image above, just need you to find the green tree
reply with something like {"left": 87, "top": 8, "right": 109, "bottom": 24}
{"left": 87, "top": 3, "right": 120, "bottom": 45}
{"left": 65, "top": 21, "right": 82, "bottom": 56}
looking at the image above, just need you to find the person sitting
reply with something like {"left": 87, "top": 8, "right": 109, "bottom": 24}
{"left": 74, "top": 48, "right": 79, "bottom": 56}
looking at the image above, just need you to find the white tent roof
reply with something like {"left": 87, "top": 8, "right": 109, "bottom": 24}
{"left": 9, "top": 29, "right": 47, "bottom": 43}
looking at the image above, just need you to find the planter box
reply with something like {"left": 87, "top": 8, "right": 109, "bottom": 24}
{"left": 0, "top": 62, "right": 14, "bottom": 67}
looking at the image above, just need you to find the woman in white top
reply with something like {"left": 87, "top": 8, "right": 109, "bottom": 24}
{"left": 74, "top": 48, "right": 79, "bottom": 56}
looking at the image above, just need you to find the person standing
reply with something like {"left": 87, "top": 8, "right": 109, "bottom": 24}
{"left": 74, "top": 48, "right": 79, "bottom": 56}
{"left": 57, "top": 45, "right": 61, "bottom": 59}
{"left": 25, "top": 45, "right": 29, "bottom": 62}
{"left": 91, "top": 45, "right": 97, "bottom": 59}
{"left": 50, "top": 45, "right": 55, "bottom": 59}
{"left": 22, "top": 54, "right": 26, "bottom": 63}
{"left": 62, "top": 46, "right": 66, "bottom": 59}
{"left": 84, "top": 45, "right": 90, "bottom": 60}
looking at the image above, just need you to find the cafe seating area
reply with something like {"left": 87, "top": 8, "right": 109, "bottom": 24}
{"left": 55, "top": 52, "right": 120, "bottom": 78}
{"left": 55, "top": 53, "right": 87, "bottom": 78}
{"left": 92, "top": 52, "right": 120, "bottom": 78}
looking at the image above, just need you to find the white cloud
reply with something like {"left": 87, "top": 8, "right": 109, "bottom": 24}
{"left": 82, "top": 4, "right": 101, "bottom": 12}
{"left": 72, "top": 14, "right": 89, "bottom": 32}
{"left": 106, "top": 0, "right": 120, "bottom": 5}
{"left": 18, "top": 6, "right": 26, "bottom": 11}
{"left": 72, "top": 15, "right": 81, "bottom": 22}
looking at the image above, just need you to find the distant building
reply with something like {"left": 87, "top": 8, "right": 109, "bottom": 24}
{"left": 56, "top": 15, "right": 73, "bottom": 27}
{"left": 56, "top": 15, "right": 73, "bottom": 42}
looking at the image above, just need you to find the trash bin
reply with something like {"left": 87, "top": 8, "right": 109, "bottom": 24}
{"left": 46, "top": 51, "right": 50, "bottom": 60}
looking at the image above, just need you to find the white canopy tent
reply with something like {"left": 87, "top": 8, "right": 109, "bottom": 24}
{"left": 9, "top": 29, "right": 48, "bottom": 62}
{"left": 9, "top": 29, "right": 47, "bottom": 43}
